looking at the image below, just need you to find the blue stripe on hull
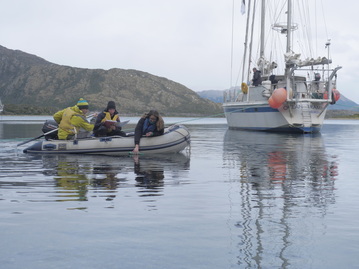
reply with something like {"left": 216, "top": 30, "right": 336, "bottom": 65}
{"left": 228, "top": 125, "right": 321, "bottom": 133}
{"left": 223, "top": 106, "right": 278, "bottom": 113}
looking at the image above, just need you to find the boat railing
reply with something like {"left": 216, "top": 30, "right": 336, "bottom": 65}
{"left": 222, "top": 73, "right": 337, "bottom": 103}
{"left": 287, "top": 66, "right": 342, "bottom": 102}
{"left": 223, "top": 87, "right": 242, "bottom": 103}
{"left": 288, "top": 79, "right": 333, "bottom": 102}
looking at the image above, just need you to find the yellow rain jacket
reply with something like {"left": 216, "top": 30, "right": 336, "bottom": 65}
{"left": 53, "top": 105, "right": 94, "bottom": 140}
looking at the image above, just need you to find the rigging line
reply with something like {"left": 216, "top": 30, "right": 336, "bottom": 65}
{"left": 247, "top": 0, "right": 257, "bottom": 82}
{"left": 305, "top": 0, "right": 313, "bottom": 56}
{"left": 313, "top": 0, "right": 318, "bottom": 55}
{"left": 273, "top": 1, "right": 287, "bottom": 73}
{"left": 264, "top": 1, "right": 274, "bottom": 56}
{"left": 59, "top": 112, "right": 232, "bottom": 136}
{"left": 295, "top": 1, "right": 307, "bottom": 57}
{"left": 171, "top": 104, "right": 270, "bottom": 126}
{"left": 295, "top": 0, "right": 311, "bottom": 58}
{"left": 171, "top": 112, "right": 227, "bottom": 125}
{"left": 319, "top": 0, "right": 329, "bottom": 42}
{"left": 273, "top": 0, "right": 286, "bottom": 24}
{"left": 230, "top": 0, "right": 235, "bottom": 88}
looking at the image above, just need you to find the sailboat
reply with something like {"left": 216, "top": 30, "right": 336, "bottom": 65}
{"left": 223, "top": 0, "right": 341, "bottom": 133}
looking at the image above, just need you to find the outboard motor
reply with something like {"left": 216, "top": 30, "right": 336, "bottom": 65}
{"left": 42, "top": 120, "right": 58, "bottom": 140}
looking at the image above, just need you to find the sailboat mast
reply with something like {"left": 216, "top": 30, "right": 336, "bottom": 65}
{"left": 247, "top": 0, "right": 257, "bottom": 83}
{"left": 259, "top": 0, "right": 265, "bottom": 73}
{"left": 242, "top": 0, "right": 251, "bottom": 83}
{"left": 286, "top": 0, "right": 292, "bottom": 54}
{"left": 285, "top": 0, "right": 292, "bottom": 79}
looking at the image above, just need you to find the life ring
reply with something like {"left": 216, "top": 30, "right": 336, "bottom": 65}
{"left": 241, "top": 82, "right": 248, "bottom": 94}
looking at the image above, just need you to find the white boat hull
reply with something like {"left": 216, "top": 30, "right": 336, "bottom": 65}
{"left": 24, "top": 124, "right": 191, "bottom": 156}
{"left": 223, "top": 101, "right": 326, "bottom": 133}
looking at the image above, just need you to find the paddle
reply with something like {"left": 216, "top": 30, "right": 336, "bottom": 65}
{"left": 17, "top": 113, "right": 97, "bottom": 147}
{"left": 17, "top": 128, "right": 58, "bottom": 147}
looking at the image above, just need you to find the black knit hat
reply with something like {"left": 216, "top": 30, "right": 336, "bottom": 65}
{"left": 106, "top": 101, "right": 116, "bottom": 110}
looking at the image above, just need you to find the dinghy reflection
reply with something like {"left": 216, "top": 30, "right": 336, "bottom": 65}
{"left": 42, "top": 154, "right": 124, "bottom": 202}
{"left": 41, "top": 153, "right": 190, "bottom": 203}
{"left": 223, "top": 130, "right": 338, "bottom": 268}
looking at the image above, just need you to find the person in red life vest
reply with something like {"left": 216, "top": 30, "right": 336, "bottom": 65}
{"left": 93, "top": 101, "right": 126, "bottom": 137}
{"left": 132, "top": 110, "right": 164, "bottom": 154}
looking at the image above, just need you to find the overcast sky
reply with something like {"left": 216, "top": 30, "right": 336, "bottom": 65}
{"left": 1, "top": 0, "right": 358, "bottom": 103}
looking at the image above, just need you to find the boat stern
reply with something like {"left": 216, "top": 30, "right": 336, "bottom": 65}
{"left": 23, "top": 141, "right": 44, "bottom": 153}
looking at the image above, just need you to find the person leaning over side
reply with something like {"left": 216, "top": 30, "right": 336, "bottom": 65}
{"left": 132, "top": 110, "right": 164, "bottom": 154}
{"left": 53, "top": 98, "right": 96, "bottom": 140}
{"left": 93, "top": 101, "right": 126, "bottom": 137}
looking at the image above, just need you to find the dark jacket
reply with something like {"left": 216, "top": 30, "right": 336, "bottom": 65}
{"left": 93, "top": 110, "right": 124, "bottom": 137}
{"left": 134, "top": 112, "right": 164, "bottom": 145}
{"left": 94, "top": 110, "right": 120, "bottom": 131}
{"left": 252, "top": 70, "right": 262, "bottom": 86}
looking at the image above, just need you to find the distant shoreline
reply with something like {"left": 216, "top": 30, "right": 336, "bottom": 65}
{"left": 0, "top": 115, "right": 358, "bottom": 121}
{"left": 0, "top": 115, "right": 228, "bottom": 126}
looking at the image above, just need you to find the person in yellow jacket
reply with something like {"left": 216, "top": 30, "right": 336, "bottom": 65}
{"left": 53, "top": 98, "right": 95, "bottom": 140}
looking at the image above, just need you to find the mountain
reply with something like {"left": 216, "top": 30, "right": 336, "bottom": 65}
{"left": 197, "top": 88, "right": 359, "bottom": 113}
{"left": 196, "top": 90, "right": 225, "bottom": 104}
{"left": 0, "top": 45, "right": 222, "bottom": 116}
{"left": 327, "top": 94, "right": 359, "bottom": 111}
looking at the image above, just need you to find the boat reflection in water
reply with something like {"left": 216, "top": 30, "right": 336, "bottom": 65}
{"left": 223, "top": 130, "right": 338, "bottom": 268}
{"left": 41, "top": 153, "right": 190, "bottom": 207}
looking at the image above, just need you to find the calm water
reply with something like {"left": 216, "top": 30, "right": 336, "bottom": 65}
{"left": 0, "top": 117, "right": 359, "bottom": 269}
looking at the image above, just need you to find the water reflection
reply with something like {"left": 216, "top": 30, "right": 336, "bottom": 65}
{"left": 133, "top": 154, "right": 164, "bottom": 197}
{"left": 223, "top": 130, "right": 338, "bottom": 268}
{"left": 92, "top": 164, "right": 122, "bottom": 191}
{"left": 40, "top": 153, "right": 190, "bottom": 205}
